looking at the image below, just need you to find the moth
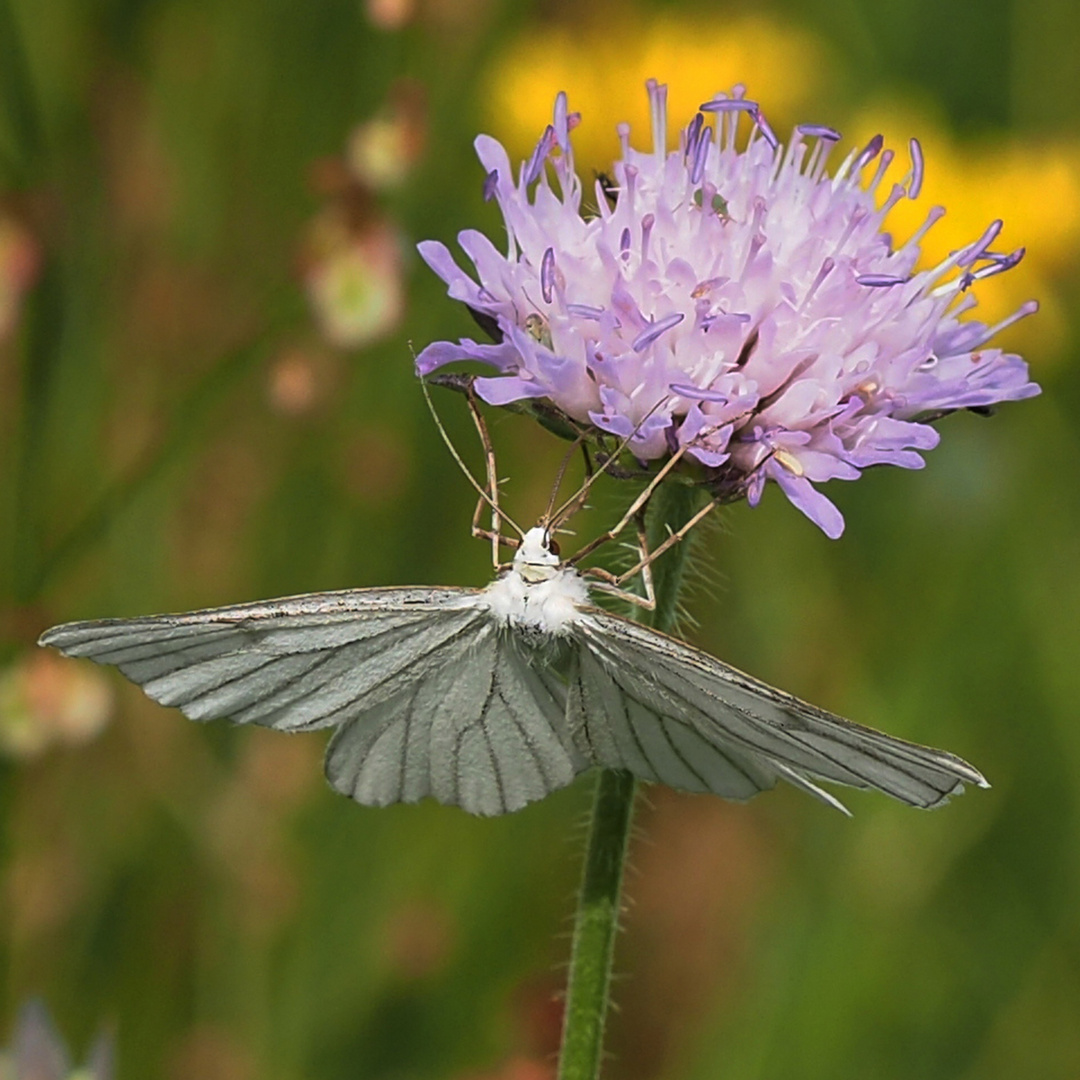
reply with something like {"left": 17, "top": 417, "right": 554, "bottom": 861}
{"left": 38, "top": 388, "right": 987, "bottom": 817}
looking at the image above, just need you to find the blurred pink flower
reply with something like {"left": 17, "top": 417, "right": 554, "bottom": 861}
{"left": 303, "top": 213, "right": 405, "bottom": 349}
{"left": 0, "top": 650, "right": 113, "bottom": 759}
{"left": 0, "top": 214, "right": 40, "bottom": 342}
{"left": 346, "top": 82, "right": 426, "bottom": 190}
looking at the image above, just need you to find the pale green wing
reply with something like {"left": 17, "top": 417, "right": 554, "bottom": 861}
{"left": 38, "top": 588, "right": 489, "bottom": 731}
{"left": 571, "top": 610, "right": 988, "bottom": 811}
{"left": 325, "top": 631, "right": 582, "bottom": 816}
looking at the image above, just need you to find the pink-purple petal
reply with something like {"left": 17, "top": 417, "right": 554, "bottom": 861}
{"left": 771, "top": 467, "right": 847, "bottom": 539}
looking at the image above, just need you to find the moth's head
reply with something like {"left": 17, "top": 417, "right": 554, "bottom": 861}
{"left": 514, "top": 525, "right": 561, "bottom": 582}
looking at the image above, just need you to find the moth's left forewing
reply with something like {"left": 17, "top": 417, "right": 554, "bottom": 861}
{"left": 573, "top": 608, "right": 987, "bottom": 810}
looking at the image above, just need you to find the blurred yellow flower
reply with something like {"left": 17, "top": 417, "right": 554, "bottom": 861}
{"left": 484, "top": 12, "right": 827, "bottom": 171}
{"left": 484, "top": 13, "right": 1077, "bottom": 360}
{"left": 850, "top": 103, "right": 1080, "bottom": 359}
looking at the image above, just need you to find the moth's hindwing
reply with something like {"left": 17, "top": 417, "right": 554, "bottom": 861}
{"left": 573, "top": 609, "right": 987, "bottom": 811}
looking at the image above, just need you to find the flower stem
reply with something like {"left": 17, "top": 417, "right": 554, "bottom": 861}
{"left": 557, "top": 481, "right": 704, "bottom": 1080}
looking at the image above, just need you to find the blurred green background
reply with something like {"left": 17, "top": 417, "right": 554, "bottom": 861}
{"left": 1, "top": 0, "right": 1078, "bottom": 1077}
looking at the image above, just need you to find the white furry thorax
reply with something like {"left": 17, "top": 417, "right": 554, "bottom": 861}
{"left": 480, "top": 526, "right": 590, "bottom": 635}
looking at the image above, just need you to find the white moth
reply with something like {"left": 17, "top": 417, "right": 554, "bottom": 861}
{"left": 38, "top": 523, "right": 987, "bottom": 817}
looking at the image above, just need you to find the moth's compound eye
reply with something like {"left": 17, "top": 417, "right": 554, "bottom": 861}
{"left": 547, "top": 537, "right": 560, "bottom": 557}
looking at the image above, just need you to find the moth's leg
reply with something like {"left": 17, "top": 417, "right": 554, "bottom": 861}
{"left": 566, "top": 445, "right": 690, "bottom": 568}
{"left": 465, "top": 386, "right": 519, "bottom": 566}
{"left": 583, "top": 567, "right": 656, "bottom": 611}
{"left": 581, "top": 511, "right": 657, "bottom": 609}
{"left": 632, "top": 510, "right": 657, "bottom": 609}
{"left": 549, "top": 397, "right": 676, "bottom": 530}
{"left": 421, "top": 375, "right": 522, "bottom": 556}
{"left": 614, "top": 497, "right": 720, "bottom": 586}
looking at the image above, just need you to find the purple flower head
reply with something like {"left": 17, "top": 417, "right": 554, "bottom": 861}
{"left": 416, "top": 82, "right": 1040, "bottom": 537}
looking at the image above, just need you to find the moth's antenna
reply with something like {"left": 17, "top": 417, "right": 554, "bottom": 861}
{"left": 419, "top": 376, "right": 525, "bottom": 539}
{"left": 541, "top": 436, "right": 587, "bottom": 529}
{"left": 549, "top": 395, "right": 672, "bottom": 529}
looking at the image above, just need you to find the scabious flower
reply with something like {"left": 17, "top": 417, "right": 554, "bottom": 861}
{"left": 416, "top": 82, "right": 1040, "bottom": 537}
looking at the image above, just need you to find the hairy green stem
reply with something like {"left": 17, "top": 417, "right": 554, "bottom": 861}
{"left": 557, "top": 481, "right": 704, "bottom": 1080}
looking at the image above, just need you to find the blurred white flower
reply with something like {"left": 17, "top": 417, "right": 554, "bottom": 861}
{"left": 0, "top": 650, "right": 113, "bottom": 759}
{"left": 346, "top": 82, "right": 426, "bottom": 190}
{"left": 303, "top": 214, "right": 405, "bottom": 349}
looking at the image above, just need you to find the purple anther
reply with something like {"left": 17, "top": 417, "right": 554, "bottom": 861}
{"left": 700, "top": 98, "right": 758, "bottom": 114}
{"left": 797, "top": 124, "right": 842, "bottom": 142}
{"left": 669, "top": 382, "right": 728, "bottom": 402}
{"left": 803, "top": 257, "right": 836, "bottom": 305}
{"left": 685, "top": 112, "right": 704, "bottom": 157}
{"left": 567, "top": 111, "right": 582, "bottom": 132}
{"left": 963, "top": 219, "right": 1003, "bottom": 264}
{"left": 664, "top": 423, "right": 680, "bottom": 456}
{"left": 754, "top": 108, "right": 779, "bottom": 150}
{"left": 855, "top": 134, "right": 884, "bottom": 170}
{"left": 632, "top": 312, "right": 685, "bottom": 352}
{"left": 908, "top": 137, "right": 924, "bottom": 199}
{"left": 973, "top": 247, "right": 1026, "bottom": 281}
{"left": 856, "top": 273, "right": 909, "bottom": 287}
{"left": 691, "top": 125, "right": 713, "bottom": 184}
{"left": 553, "top": 91, "right": 569, "bottom": 150}
{"left": 482, "top": 169, "right": 499, "bottom": 202}
{"left": 566, "top": 303, "right": 605, "bottom": 320}
{"left": 647, "top": 79, "right": 668, "bottom": 155}
{"left": 987, "top": 247, "right": 1026, "bottom": 271}
{"left": 540, "top": 247, "right": 556, "bottom": 304}
{"left": 620, "top": 227, "right": 632, "bottom": 255}
{"left": 523, "top": 125, "right": 556, "bottom": 186}
{"left": 641, "top": 214, "right": 655, "bottom": 261}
